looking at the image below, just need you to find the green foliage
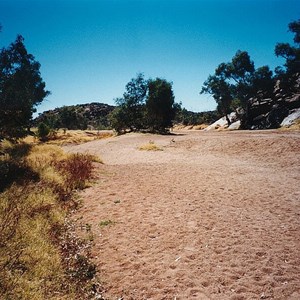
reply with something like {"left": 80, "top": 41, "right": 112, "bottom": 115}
{"left": 111, "top": 73, "right": 148, "bottom": 132}
{"left": 121, "top": 72, "right": 148, "bottom": 130}
{"left": 35, "top": 103, "right": 114, "bottom": 131}
{"left": 146, "top": 78, "right": 175, "bottom": 132}
{"left": 37, "top": 122, "right": 50, "bottom": 141}
{"left": 58, "top": 106, "right": 88, "bottom": 130}
{"left": 99, "top": 220, "right": 114, "bottom": 227}
{"left": 111, "top": 75, "right": 177, "bottom": 133}
{"left": 0, "top": 35, "right": 50, "bottom": 140}
{"left": 109, "top": 105, "right": 129, "bottom": 134}
{"left": 201, "top": 50, "right": 274, "bottom": 126}
{"left": 174, "top": 104, "right": 220, "bottom": 126}
{"left": 275, "top": 19, "right": 300, "bottom": 85}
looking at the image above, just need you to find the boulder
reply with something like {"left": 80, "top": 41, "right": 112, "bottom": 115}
{"left": 285, "top": 94, "right": 300, "bottom": 109}
{"left": 281, "top": 108, "right": 300, "bottom": 127}
{"left": 204, "top": 112, "right": 236, "bottom": 131}
{"left": 228, "top": 120, "right": 241, "bottom": 130}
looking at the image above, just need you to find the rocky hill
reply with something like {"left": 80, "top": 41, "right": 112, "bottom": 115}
{"left": 245, "top": 73, "right": 300, "bottom": 129}
{"left": 34, "top": 102, "right": 115, "bottom": 130}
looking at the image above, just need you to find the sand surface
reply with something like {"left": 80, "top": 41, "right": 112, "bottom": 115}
{"left": 65, "top": 130, "right": 300, "bottom": 300}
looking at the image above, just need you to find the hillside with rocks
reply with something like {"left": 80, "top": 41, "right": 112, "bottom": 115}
{"left": 203, "top": 73, "right": 300, "bottom": 131}
{"left": 34, "top": 102, "right": 115, "bottom": 130}
{"left": 246, "top": 73, "right": 300, "bottom": 129}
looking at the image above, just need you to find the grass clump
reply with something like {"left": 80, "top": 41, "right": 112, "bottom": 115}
{"left": 138, "top": 141, "right": 163, "bottom": 151}
{"left": 0, "top": 140, "right": 103, "bottom": 299}
{"left": 99, "top": 220, "right": 115, "bottom": 227}
{"left": 24, "top": 129, "right": 114, "bottom": 145}
{"left": 0, "top": 184, "right": 66, "bottom": 299}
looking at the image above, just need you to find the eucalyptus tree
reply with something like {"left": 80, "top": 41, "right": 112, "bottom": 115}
{"left": 146, "top": 78, "right": 175, "bottom": 132}
{"left": 0, "top": 35, "right": 49, "bottom": 140}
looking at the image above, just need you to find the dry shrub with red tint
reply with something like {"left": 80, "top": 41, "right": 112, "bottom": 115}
{"left": 55, "top": 153, "right": 94, "bottom": 191}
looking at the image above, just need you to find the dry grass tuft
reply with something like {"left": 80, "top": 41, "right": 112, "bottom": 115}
{"left": 193, "top": 124, "right": 208, "bottom": 130}
{"left": 23, "top": 129, "right": 114, "bottom": 145}
{"left": 138, "top": 141, "right": 163, "bottom": 151}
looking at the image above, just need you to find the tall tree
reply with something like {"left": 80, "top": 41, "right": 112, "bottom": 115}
{"left": 275, "top": 19, "right": 300, "bottom": 94}
{"left": 201, "top": 74, "right": 233, "bottom": 125}
{"left": 275, "top": 19, "right": 300, "bottom": 75}
{"left": 115, "top": 73, "right": 148, "bottom": 131}
{"left": 0, "top": 35, "right": 50, "bottom": 139}
{"left": 146, "top": 78, "right": 175, "bottom": 132}
{"left": 201, "top": 50, "right": 273, "bottom": 126}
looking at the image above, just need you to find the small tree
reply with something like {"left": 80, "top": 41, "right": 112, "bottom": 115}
{"left": 109, "top": 105, "right": 128, "bottom": 134}
{"left": 113, "top": 73, "right": 148, "bottom": 132}
{"left": 201, "top": 75, "right": 233, "bottom": 125}
{"left": 110, "top": 73, "right": 148, "bottom": 133}
{"left": 37, "top": 122, "right": 50, "bottom": 141}
{"left": 146, "top": 78, "right": 175, "bottom": 132}
{"left": 0, "top": 35, "right": 50, "bottom": 140}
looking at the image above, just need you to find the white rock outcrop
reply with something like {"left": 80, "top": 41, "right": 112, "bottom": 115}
{"left": 280, "top": 108, "right": 300, "bottom": 127}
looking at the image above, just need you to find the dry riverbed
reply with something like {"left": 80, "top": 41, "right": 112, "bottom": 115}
{"left": 65, "top": 130, "right": 300, "bottom": 300}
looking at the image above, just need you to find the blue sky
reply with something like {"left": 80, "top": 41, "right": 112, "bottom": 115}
{"left": 0, "top": 0, "right": 299, "bottom": 114}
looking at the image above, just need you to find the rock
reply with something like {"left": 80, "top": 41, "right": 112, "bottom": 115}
{"left": 251, "top": 114, "right": 266, "bottom": 130}
{"left": 228, "top": 120, "right": 241, "bottom": 130}
{"left": 204, "top": 112, "right": 236, "bottom": 131}
{"left": 281, "top": 108, "right": 300, "bottom": 127}
{"left": 285, "top": 94, "right": 300, "bottom": 109}
{"left": 265, "top": 104, "right": 289, "bottom": 129}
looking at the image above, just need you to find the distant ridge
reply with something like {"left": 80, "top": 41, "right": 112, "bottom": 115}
{"left": 34, "top": 102, "right": 222, "bottom": 130}
{"left": 34, "top": 102, "right": 115, "bottom": 130}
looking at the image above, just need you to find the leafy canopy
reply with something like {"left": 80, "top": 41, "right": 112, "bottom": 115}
{"left": 0, "top": 35, "right": 50, "bottom": 139}
{"left": 114, "top": 73, "right": 148, "bottom": 131}
{"left": 275, "top": 19, "right": 300, "bottom": 75}
{"left": 110, "top": 74, "right": 176, "bottom": 133}
{"left": 201, "top": 50, "right": 274, "bottom": 125}
{"left": 146, "top": 78, "right": 175, "bottom": 132}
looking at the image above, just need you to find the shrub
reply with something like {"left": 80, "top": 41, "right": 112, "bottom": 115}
{"left": 37, "top": 122, "right": 50, "bottom": 141}
{"left": 54, "top": 153, "right": 94, "bottom": 191}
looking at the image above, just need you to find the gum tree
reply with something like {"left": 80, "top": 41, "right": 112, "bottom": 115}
{"left": 0, "top": 35, "right": 50, "bottom": 140}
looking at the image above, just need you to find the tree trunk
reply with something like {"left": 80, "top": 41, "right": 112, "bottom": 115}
{"left": 225, "top": 114, "right": 231, "bottom": 126}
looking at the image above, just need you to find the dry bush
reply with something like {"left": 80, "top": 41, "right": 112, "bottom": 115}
{"left": 54, "top": 153, "right": 95, "bottom": 191}
{"left": 59, "top": 219, "right": 102, "bottom": 298}
{"left": 22, "top": 129, "right": 114, "bottom": 146}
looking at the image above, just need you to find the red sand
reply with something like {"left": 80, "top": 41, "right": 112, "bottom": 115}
{"left": 66, "top": 130, "right": 300, "bottom": 300}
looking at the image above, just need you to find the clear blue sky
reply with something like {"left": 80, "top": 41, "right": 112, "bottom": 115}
{"left": 0, "top": 0, "right": 299, "bottom": 114}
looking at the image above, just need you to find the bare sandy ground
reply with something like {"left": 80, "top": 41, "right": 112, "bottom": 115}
{"left": 65, "top": 130, "right": 300, "bottom": 300}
